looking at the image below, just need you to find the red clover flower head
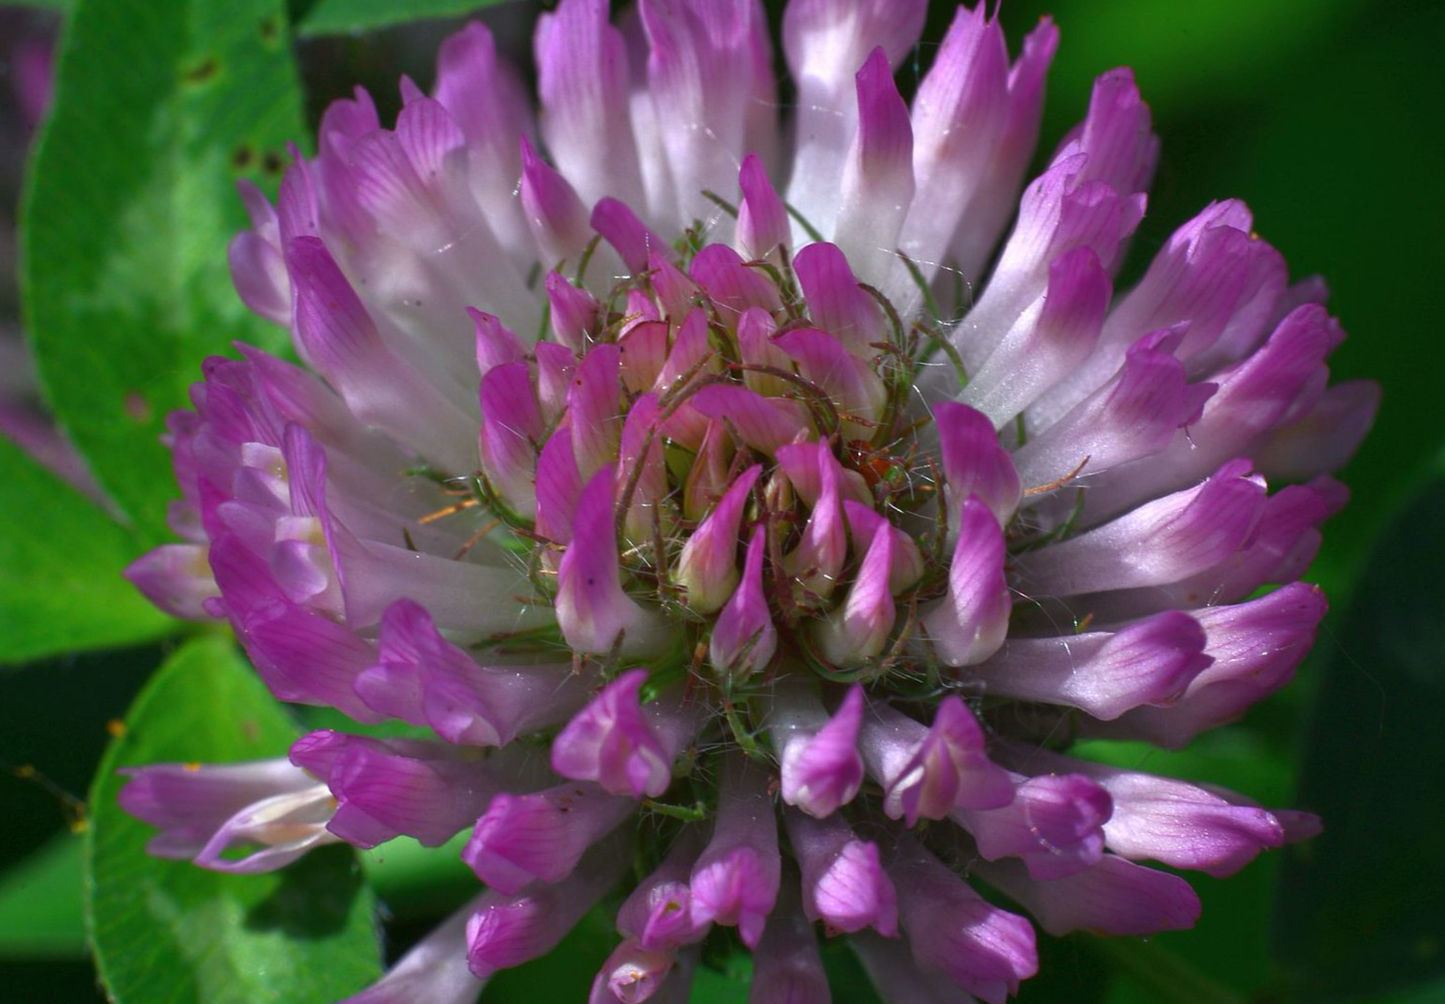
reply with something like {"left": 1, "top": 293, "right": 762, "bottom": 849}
{"left": 118, "top": 1, "right": 1377, "bottom": 1001}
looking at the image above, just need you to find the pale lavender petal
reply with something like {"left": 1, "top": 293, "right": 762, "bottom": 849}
{"left": 832, "top": 47, "right": 915, "bottom": 284}
{"left": 966, "top": 610, "right": 1212, "bottom": 720}
{"left": 978, "top": 855, "right": 1201, "bottom": 937}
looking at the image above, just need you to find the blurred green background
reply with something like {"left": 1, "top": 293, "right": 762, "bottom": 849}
{"left": 1, "top": 0, "right": 1441, "bottom": 1001}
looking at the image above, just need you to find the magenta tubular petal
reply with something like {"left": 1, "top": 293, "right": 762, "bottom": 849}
{"left": 1091, "top": 581, "right": 1327, "bottom": 747}
{"left": 935, "top": 401, "right": 1022, "bottom": 526}
{"left": 618, "top": 322, "right": 671, "bottom": 395}
{"left": 675, "top": 465, "right": 762, "bottom": 613}
{"left": 1014, "top": 324, "right": 1216, "bottom": 487}
{"left": 921, "top": 494, "right": 1011, "bottom": 667}
{"left": 285, "top": 236, "right": 476, "bottom": 473}
{"left": 470, "top": 307, "right": 525, "bottom": 377}
{"left": 290, "top": 730, "right": 529, "bottom": 849}
{"left": 814, "top": 517, "right": 895, "bottom": 665}
{"left": 535, "top": 428, "right": 583, "bottom": 547}
{"left": 207, "top": 534, "right": 386, "bottom": 724}
{"left": 774, "top": 327, "right": 886, "bottom": 432}
{"left": 478, "top": 359, "right": 542, "bottom": 514}
{"left": 463, "top": 782, "right": 634, "bottom": 894}
{"left": 978, "top": 854, "right": 1201, "bottom": 937}
{"left": 782, "top": 0, "right": 926, "bottom": 238}
{"left": 842, "top": 501, "right": 924, "bottom": 593}
{"left": 519, "top": 136, "right": 592, "bottom": 265}
{"left": 709, "top": 524, "right": 777, "bottom": 677}
{"left": 593, "top": 938, "right": 676, "bottom": 1004}
{"left": 783, "top": 443, "right": 847, "bottom": 600}
{"left": 688, "top": 384, "right": 808, "bottom": 454}
{"left": 534, "top": 0, "right": 642, "bottom": 211}
{"left": 881, "top": 694, "right": 1014, "bottom": 823}
{"left": 689, "top": 756, "right": 780, "bottom": 948}
{"left": 551, "top": 669, "right": 697, "bottom": 799}
{"left": 556, "top": 464, "right": 657, "bottom": 654}
{"left": 467, "top": 831, "right": 632, "bottom": 979}
{"left": 568, "top": 343, "right": 622, "bottom": 480}
{"left": 359, "top": 598, "right": 585, "bottom": 746}
{"left": 776, "top": 684, "right": 865, "bottom": 818}
{"left": 791, "top": 241, "right": 884, "bottom": 358}
{"left": 891, "top": 839, "right": 1038, "bottom": 1004}
{"left": 591, "top": 197, "right": 668, "bottom": 273}
{"left": 859, "top": 697, "right": 1005, "bottom": 823}
{"left": 774, "top": 440, "right": 870, "bottom": 511}
{"left": 647, "top": 251, "right": 698, "bottom": 322}
{"left": 962, "top": 246, "right": 1110, "bottom": 427}
{"left": 897, "top": 4, "right": 1009, "bottom": 284}
{"left": 1006, "top": 746, "right": 1284, "bottom": 876}
{"left": 786, "top": 809, "right": 898, "bottom": 936}
{"left": 951, "top": 14, "right": 1059, "bottom": 281}
{"left": 617, "top": 828, "right": 707, "bottom": 951}
{"left": 953, "top": 771, "right": 1112, "bottom": 880}
{"left": 546, "top": 271, "right": 600, "bottom": 353}
{"left": 690, "top": 244, "right": 782, "bottom": 321}
{"left": 616, "top": 394, "right": 668, "bottom": 542}
{"left": 736, "top": 152, "right": 790, "bottom": 261}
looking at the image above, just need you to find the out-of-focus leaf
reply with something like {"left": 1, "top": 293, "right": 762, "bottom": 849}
{"left": 1093, "top": 936, "right": 1245, "bottom": 1004}
{"left": 0, "top": 833, "right": 84, "bottom": 957}
{"left": 87, "top": 635, "right": 382, "bottom": 1004}
{"left": 296, "top": 0, "right": 516, "bottom": 37}
{"left": 0, "top": 436, "right": 174, "bottom": 664}
{"left": 360, "top": 831, "right": 474, "bottom": 921}
{"left": 22, "top": 0, "right": 304, "bottom": 544}
{"left": 1275, "top": 459, "right": 1445, "bottom": 1001}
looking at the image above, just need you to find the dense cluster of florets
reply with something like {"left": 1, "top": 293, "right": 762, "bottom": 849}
{"left": 117, "top": 2, "right": 1375, "bottom": 1002}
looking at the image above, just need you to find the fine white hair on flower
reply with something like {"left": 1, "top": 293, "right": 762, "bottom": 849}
{"left": 118, "top": 1, "right": 1376, "bottom": 1002}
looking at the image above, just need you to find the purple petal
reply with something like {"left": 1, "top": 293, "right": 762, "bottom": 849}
{"left": 463, "top": 782, "right": 635, "bottom": 894}
{"left": 891, "top": 839, "right": 1038, "bottom": 1004}
{"left": 551, "top": 669, "right": 698, "bottom": 799}
{"left": 689, "top": 756, "right": 780, "bottom": 948}
{"left": 786, "top": 810, "right": 897, "bottom": 936}
{"left": 675, "top": 465, "right": 762, "bottom": 613}
{"left": 709, "top": 525, "right": 778, "bottom": 677}
{"left": 979, "top": 854, "right": 1201, "bottom": 937}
